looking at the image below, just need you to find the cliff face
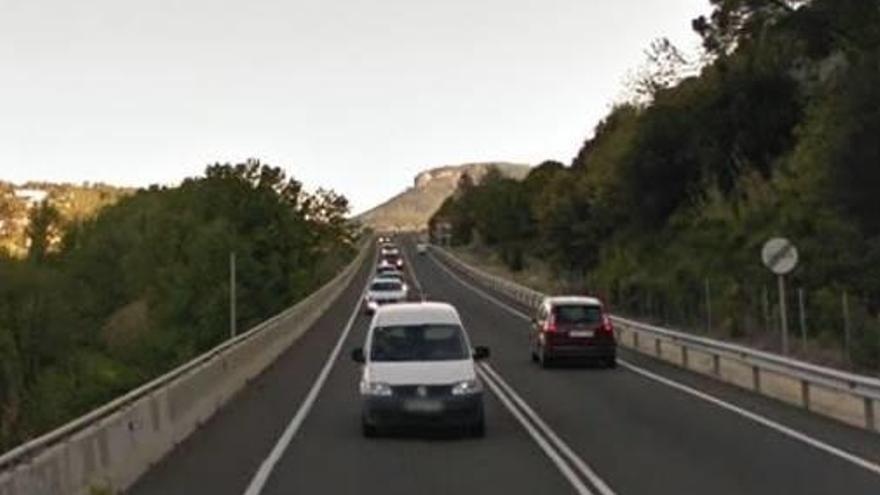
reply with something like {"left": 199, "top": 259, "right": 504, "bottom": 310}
{"left": 358, "top": 162, "right": 531, "bottom": 231}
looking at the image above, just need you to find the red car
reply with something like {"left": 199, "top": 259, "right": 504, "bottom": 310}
{"left": 529, "top": 296, "right": 616, "bottom": 368}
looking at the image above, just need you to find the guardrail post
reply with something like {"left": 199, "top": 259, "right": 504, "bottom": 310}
{"left": 713, "top": 354, "right": 721, "bottom": 376}
{"left": 866, "top": 398, "right": 875, "bottom": 431}
{"left": 752, "top": 366, "right": 761, "bottom": 393}
{"left": 801, "top": 380, "right": 811, "bottom": 411}
{"left": 681, "top": 346, "right": 689, "bottom": 368}
{"left": 655, "top": 338, "right": 662, "bottom": 358}
{"left": 633, "top": 331, "right": 640, "bottom": 349}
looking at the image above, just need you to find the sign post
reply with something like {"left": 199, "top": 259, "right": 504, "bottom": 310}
{"left": 230, "top": 251, "right": 237, "bottom": 339}
{"left": 762, "top": 238, "right": 799, "bottom": 355}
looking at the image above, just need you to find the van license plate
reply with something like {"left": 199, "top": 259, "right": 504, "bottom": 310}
{"left": 570, "top": 330, "right": 594, "bottom": 338}
{"left": 403, "top": 399, "right": 443, "bottom": 413}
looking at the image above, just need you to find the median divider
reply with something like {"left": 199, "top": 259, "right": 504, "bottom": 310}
{"left": 0, "top": 242, "right": 372, "bottom": 495}
{"left": 430, "top": 246, "right": 880, "bottom": 434}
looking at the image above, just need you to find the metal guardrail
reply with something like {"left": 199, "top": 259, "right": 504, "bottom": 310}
{"left": 432, "top": 246, "right": 880, "bottom": 432}
{"left": 0, "top": 240, "right": 373, "bottom": 495}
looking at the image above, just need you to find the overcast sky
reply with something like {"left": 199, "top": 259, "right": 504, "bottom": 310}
{"left": 1, "top": 0, "right": 708, "bottom": 213}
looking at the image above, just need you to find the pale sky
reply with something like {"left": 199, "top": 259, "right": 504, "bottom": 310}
{"left": 0, "top": 0, "right": 708, "bottom": 214}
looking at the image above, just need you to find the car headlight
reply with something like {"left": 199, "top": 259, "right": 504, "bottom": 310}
{"left": 360, "top": 380, "right": 393, "bottom": 396}
{"left": 451, "top": 379, "right": 482, "bottom": 396}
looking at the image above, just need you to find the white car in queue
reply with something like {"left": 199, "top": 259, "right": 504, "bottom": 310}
{"left": 351, "top": 302, "right": 490, "bottom": 437}
{"left": 363, "top": 277, "right": 408, "bottom": 315}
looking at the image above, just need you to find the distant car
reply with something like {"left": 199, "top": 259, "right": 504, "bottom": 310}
{"left": 364, "top": 278, "right": 408, "bottom": 314}
{"left": 351, "top": 302, "right": 489, "bottom": 437}
{"left": 416, "top": 243, "right": 428, "bottom": 255}
{"left": 376, "top": 261, "right": 399, "bottom": 274}
{"left": 374, "top": 271, "right": 408, "bottom": 292}
{"left": 529, "top": 296, "right": 616, "bottom": 368}
{"left": 380, "top": 246, "right": 400, "bottom": 257}
{"left": 380, "top": 253, "right": 404, "bottom": 269}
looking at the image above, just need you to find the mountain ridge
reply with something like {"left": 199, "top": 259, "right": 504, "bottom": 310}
{"left": 357, "top": 162, "right": 531, "bottom": 231}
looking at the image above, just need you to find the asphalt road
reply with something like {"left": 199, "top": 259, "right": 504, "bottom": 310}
{"left": 130, "top": 236, "right": 880, "bottom": 495}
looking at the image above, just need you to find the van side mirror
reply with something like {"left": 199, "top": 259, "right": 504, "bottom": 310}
{"left": 351, "top": 348, "right": 365, "bottom": 363}
{"left": 473, "top": 346, "right": 490, "bottom": 361}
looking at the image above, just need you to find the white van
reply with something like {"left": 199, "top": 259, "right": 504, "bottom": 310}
{"left": 351, "top": 302, "right": 490, "bottom": 437}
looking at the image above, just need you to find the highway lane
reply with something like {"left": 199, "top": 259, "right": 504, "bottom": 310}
{"left": 128, "top": 249, "right": 378, "bottom": 495}
{"left": 129, "top": 235, "right": 880, "bottom": 495}
{"left": 253, "top": 247, "right": 581, "bottom": 495}
{"left": 130, "top": 244, "right": 588, "bottom": 495}
{"left": 406, "top": 238, "right": 880, "bottom": 495}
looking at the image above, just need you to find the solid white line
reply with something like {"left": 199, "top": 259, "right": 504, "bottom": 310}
{"left": 243, "top": 257, "right": 374, "bottom": 495}
{"left": 423, "top": 248, "right": 604, "bottom": 493}
{"left": 617, "top": 359, "right": 880, "bottom": 476}
{"left": 480, "top": 363, "right": 617, "bottom": 495}
{"left": 428, "top": 250, "right": 531, "bottom": 320}
{"left": 429, "top": 249, "right": 880, "bottom": 478}
{"left": 476, "top": 367, "right": 594, "bottom": 495}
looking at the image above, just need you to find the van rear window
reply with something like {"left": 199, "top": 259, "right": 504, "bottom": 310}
{"left": 370, "top": 324, "right": 468, "bottom": 361}
{"left": 553, "top": 305, "right": 602, "bottom": 324}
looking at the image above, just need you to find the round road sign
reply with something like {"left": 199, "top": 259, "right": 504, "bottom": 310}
{"left": 762, "top": 238, "right": 799, "bottom": 275}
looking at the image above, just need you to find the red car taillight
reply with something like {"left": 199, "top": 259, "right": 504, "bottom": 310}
{"left": 543, "top": 313, "right": 557, "bottom": 333}
{"left": 599, "top": 315, "right": 614, "bottom": 336}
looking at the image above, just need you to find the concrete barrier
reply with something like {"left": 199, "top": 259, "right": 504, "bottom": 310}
{"left": 0, "top": 242, "right": 372, "bottom": 495}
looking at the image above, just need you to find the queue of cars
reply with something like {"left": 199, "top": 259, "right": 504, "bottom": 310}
{"left": 352, "top": 235, "right": 616, "bottom": 438}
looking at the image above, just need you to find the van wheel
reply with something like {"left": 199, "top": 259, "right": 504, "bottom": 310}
{"left": 606, "top": 357, "right": 618, "bottom": 369}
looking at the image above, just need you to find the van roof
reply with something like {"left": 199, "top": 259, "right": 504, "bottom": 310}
{"left": 373, "top": 302, "right": 461, "bottom": 326}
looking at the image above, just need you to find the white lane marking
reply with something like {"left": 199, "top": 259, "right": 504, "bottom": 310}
{"left": 400, "top": 239, "right": 424, "bottom": 298}
{"left": 618, "top": 359, "right": 880, "bottom": 476}
{"left": 422, "top": 248, "right": 615, "bottom": 495}
{"left": 428, "top": 250, "right": 531, "bottom": 320}
{"left": 480, "top": 363, "right": 617, "bottom": 495}
{"left": 476, "top": 367, "right": 594, "bottom": 495}
{"left": 243, "top": 257, "right": 375, "bottom": 495}
{"left": 429, "top": 250, "right": 880, "bottom": 478}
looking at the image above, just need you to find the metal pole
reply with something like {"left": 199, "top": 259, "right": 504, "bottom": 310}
{"left": 763, "top": 285, "right": 771, "bottom": 335}
{"left": 798, "top": 288, "right": 807, "bottom": 352}
{"left": 778, "top": 275, "right": 789, "bottom": 355}
{"left": 843, "top": 291, "right": 851, "bottom": 366}
{"left": 230, "top": 251, "right": 237, "bottom": 339}
{"left": 705, "top": 278, "right": 712, "bottom": 334}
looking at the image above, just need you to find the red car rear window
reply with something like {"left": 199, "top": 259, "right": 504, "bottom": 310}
{"left": 553, "top": 305, "right": 602, "bottom": 324}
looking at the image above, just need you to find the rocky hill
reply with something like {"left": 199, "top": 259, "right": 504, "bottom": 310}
{"left": 357, "top": 162, "right": 531, "bottom": 231}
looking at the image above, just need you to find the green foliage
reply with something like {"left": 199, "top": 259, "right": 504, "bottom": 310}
{"left": 0, "top": 161, "right": 356, "bottom": 451}
{"left": 431, "top": 0, "right": 880, "bottom": 369}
